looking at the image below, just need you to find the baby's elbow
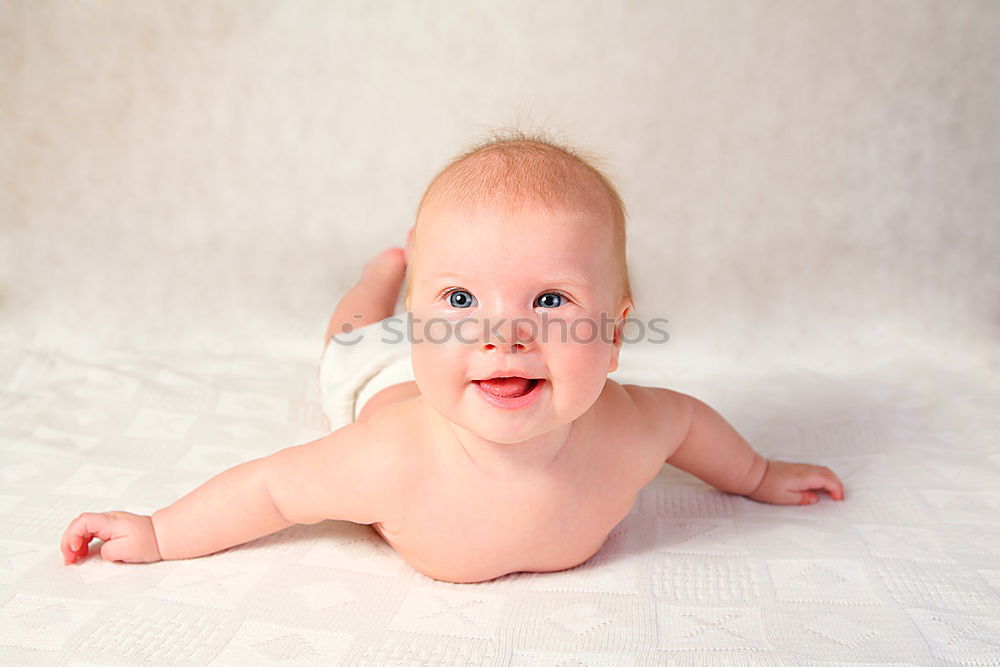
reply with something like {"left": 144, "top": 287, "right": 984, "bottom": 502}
{"left": 267, "top": 489, "right": 329, "bottom": 527}
{"left": 259, "top": 451, "right": 326, "bottom": 526}
{"left": 656, "top": 389, "right": 698, "bottom": 461}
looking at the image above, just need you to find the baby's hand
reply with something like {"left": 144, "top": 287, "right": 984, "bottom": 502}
{"left": 60, "top": 511, "right": 162, "bottom": 565}
{"left": 747, "top": 460, "right": 845, "bottom": 506}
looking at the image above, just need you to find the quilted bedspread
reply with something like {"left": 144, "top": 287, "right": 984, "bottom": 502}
{"left": 1, "top": 335, "right": 997, "bottom": 666}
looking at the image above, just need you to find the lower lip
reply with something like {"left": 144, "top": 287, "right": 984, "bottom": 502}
{"left": 474, "top": 379, "right": 545, "bottom": 410}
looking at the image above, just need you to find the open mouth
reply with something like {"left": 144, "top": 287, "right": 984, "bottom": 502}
{"left": 475, "top": 377, "right": 540, "bottom": 398}
{"left": 472, "top": 377, "right": 544, "bottom": 409}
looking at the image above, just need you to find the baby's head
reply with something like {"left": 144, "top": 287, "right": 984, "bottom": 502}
{"left": 405, "top": 132, "right": 634, "bottom": 443}
{"left": 405, "top": 133, "right": 632, "bottom": 311}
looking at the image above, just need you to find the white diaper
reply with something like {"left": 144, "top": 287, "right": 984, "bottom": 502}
{"left": 318, "top": 315, "right": 414, "bottom": 431}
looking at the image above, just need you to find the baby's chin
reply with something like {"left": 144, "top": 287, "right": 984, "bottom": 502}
{"left": 422, "top": 396, "right": 563, "bottom": 445}
{"left": 461, "top": 402, "right": 590, "bottom": 446}
{"left": 419, "top": 378, "right": 603, "bottom": 444}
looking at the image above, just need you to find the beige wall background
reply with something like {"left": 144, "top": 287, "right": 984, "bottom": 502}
{"left": 2, "top": 1, "right": 997, "bottom": 372}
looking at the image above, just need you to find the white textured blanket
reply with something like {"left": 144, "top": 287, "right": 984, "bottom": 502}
{"left": 3, "top": 2, "right": 999, "bottom": 663}
{"left": 1, "top": 339, "right": 997, "bottom": 665}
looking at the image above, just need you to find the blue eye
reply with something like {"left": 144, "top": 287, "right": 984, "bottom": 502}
{"left": 447, "top": 290, "right": 476, "bottom": 308}
{"left": 536, "top": 292, "right": 564, "bottom": 308}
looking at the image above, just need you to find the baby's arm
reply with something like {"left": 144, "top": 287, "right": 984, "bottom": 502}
{"left": 657, "top": 390, "right": 844, "bottom": 505}
{"left": 61, "top": 420, "right": 400, "bottom": 564}
{"left": 61, "top": 455, "right": 295, "bottom": 564}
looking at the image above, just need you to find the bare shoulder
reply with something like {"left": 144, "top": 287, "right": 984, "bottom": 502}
{"left": 361, "top": 395, "right": 433, "bottom": 498}
{"left": 266, "top": 400, "right": 425, "bottom": 527}
{"left": 612, "top": 382, "right": 695, "bottom": 462}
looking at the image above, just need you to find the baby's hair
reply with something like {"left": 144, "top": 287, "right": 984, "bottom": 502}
{"left": 405, "top": 129, "right": 633, "bottom": 314}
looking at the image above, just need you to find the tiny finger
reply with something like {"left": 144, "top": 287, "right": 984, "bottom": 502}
{"left": 79, "top": 513, "right": 115, "bottom": 542}
{"left": 804, "top": 474, "right": 839, "bottom": 497}
{"left": 821, "top": 469, "right": 845, "bottom": 494}
{"left": 62, "top": 513, "right": 111, "bottom": 562}
{"left": 60, "top": 516, "right": 84, "bottom": 553}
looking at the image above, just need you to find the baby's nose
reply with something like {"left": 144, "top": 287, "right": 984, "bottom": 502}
{"left": 482, "top": 316, "right": 537, "bottom": 352}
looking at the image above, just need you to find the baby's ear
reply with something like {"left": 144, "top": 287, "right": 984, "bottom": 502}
{"left": 613, "top": 301, "right": 631, "bottom": 345}
{"left": 608, "top": 336, "right": 623, "bottom": 373}
{"left": 608, "top": 302, "right": 631, "bottom": 373}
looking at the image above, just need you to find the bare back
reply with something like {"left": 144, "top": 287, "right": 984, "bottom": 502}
{"left": 355, "top": 379, "right": 678, "bottom": 583}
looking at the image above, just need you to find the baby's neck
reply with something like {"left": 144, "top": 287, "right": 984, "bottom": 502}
{"left": 439, "top": 416, "right": 574, "bottom": 482}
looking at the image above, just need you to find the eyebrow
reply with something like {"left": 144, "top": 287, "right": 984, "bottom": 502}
{"left": 418, "top": 271, "right": 594, "bottom": 289}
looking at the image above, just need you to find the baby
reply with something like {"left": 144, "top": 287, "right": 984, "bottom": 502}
{"left": 60, "top": 134, "right": 845, "bottom": 584}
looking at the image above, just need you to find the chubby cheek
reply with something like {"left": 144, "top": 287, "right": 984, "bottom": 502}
{"left": 411, "top": 340, "right": 465, "bottom": 407}
{"left": 547, "top": 340, "right": 614, "bottom": 414}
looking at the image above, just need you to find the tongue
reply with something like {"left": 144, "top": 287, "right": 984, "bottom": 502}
{"left": 479, "top": 377, "right": 534, "bottom": 398}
